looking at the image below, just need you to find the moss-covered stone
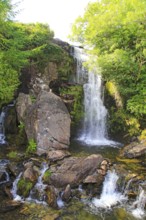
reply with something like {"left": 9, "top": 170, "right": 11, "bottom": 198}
{"left": 17, "top": 178, "right": 33, "bottom": 198}
{"left": 43, "top": 169, "right": 52, "bottom": 183}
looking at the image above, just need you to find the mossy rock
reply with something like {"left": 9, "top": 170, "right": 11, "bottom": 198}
{"left": 43, "top": 169, "right": 52, "bottom": 184}
{"left": 17, "top": 178, "right": 34, "bottom": 198}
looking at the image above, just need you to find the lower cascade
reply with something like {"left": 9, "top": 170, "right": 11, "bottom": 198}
{"left": 91, "top": 170, "right": 126, "bottom": 209}
{"left": 89, "top": 170, "right": 146, "bottom": 219}
{"left": 131, "top": 186, "right": 146, "bottom": 219}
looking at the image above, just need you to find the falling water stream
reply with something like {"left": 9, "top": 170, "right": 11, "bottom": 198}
{"left": 0, "top": 108, "right": 6, "bottom": 145}
{"left": 73, "top": 47, "right": 117, "bottom": 146}
{"left": 91, "top": 170, "right": 127, "bottom": 209}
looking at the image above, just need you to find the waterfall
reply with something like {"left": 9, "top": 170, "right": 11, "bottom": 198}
{"left": 131, "top": 186, "right": 146, "bottom": 219}
{"left": 73, "top": 47, "right": 116, "bottom": 145}
{"left": 91, "top": 170, "right": 127, "bottom": 209}
{"left": 80, "top": 71, "right": 109, "bottom": 145}
{"left": 0, "top": 108, "right": 6, "bottom": 145}
{"left": 72, "top": 47, "right": 88, "bottom": 84}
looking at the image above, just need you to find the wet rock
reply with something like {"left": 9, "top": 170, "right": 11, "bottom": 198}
{"left": 4, "top": 106, "right": 18, "bottom": 135}
{"left": 50, "top": 154, "right": 103, "bottom": 187}
{"left": 4, "top": 184, "right": 13, "bottom": 199}
{"left": 47, "top": 150, "right": 71, "bottom": 162}
{"left": 97, "top": 168, "right": 107, "bottom": 176}
{"left": 24, "top": 91, "right": 71, "bottom": 155}
{"left": 120, "top": 140, "right": 146, "bottom": 158}
{"left": 23, "top": 166, "right": 39, "bottom": 183}
{"left": 23, "top": 161, "right": 33, "bottom": 169}
{"left": 62, "top": 184, "right": 71, "bottom": 202}
{"left": 0, "top": 200, "right": 21, "bottom": 213}
{"left": 45, "top": 185, "right": 58, "bottom": 208}
{"left": 7, "top": 163, "right": 18, "bottom": 177}
{"left": 83, "top": 174, "right": 102, "bottom": 184}
{"left": 0, "top": 172, "right": 7, "bottom": 183}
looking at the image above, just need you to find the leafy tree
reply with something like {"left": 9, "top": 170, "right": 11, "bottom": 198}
{"left": 70, "top": 0, "right": 146, "bottom": 135}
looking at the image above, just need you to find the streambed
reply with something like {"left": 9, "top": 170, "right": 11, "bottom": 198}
{"left": 0, "top": 140, "right": 146, "bottom": 220}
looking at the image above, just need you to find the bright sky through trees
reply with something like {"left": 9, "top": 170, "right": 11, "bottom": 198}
{"left": 12, "top": 0, "right": 94, "bottom": 41}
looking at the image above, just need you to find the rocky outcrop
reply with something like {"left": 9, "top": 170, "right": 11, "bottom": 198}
{"left": 16, "top": 93, "right": 32, "bottom": 122}
{"left": 29, "top": 62, "right": 58, "bottom": 96}
{"left": 24, "top": 91, "right": 71, "bottom": 155}
{"left": 47, "top": 150, "right": 71, "bottom": 162}
{"left": 49, "top": 154, "right": 104, "bottom": 187}
{"left": 120, "top": 140, "right": 146, "bottom": 158}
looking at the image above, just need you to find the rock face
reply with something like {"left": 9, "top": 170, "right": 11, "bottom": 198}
{"left": 50, "top": 154, "right": 103, "bottom": 187}
{"left": 120, "top": 140, "right": 146, "bottom": 158}
{"left": 24, "top": 91, "right": 71, "bottom": 155}
{"left": 29, "top": 62, "right": 58, "bottom": 96}
{"left": 16, "top": 93, "right": 32, "bottom": 122}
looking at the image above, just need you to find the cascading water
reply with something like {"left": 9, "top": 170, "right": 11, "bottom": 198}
{"left": 80, "top": 71, "right": 109, "bottom": 145}
{"left": 91, "top": 170, "right": 127, "bottom": 209}
{"left": 131, "top": 186, "right": 146, "bottom": 219}
{"left": 11, "top": 172, "right": 23, "bottom": 201}
{"left": 73, "top": 47, "right": 116, "bottom": 145}
{"left": 26, "top": 162, "right": 48, "bottom": 205}
{"left": 72, "top": 47, "right": 88, "bottom": 84}
{"left": 0, "top": 159, "right": 10, "bottom": 185}
{"left": 0, "top": 108, "right": 6, "bottom": 145}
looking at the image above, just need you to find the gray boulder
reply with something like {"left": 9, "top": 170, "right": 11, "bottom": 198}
{"left": 120, "top": 140, "right": 146, "bottom": 158}
{"left": 49, "top": 154, "right": 103, "bottom": 187}
{"left": 24, "top": 91, "right": 71, "bottom": 155}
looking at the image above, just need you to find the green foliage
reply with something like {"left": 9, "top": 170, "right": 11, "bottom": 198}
{"left": 58, "top": 53, "right": 74, "bottom": 82}
{"left": 60, "top": 85, "right": 84, "bottom": 123}
{"left": 26, "top": 139, "right": 37, "bottom": 154}
{"left": 43, "top": 169, "right": 52, "bottom": 183}
{"left": 18, "top": 121, "right": 25, "bottom": 132}
{"left": 108, "top": 107, "right": 141, "bottom": 137}
{"left": 7, "top": 151, "right": 18, "bottom": 159}
{"left": 18, "top": 178, "right": 33, "bottom": 197}
{"left": 70, "top": 0, "right": 146, "bottom": 135}
{"left": 106, "top": 81, "right": 123, "bottom": 108}
{"left": 139, "top": 129, "right": 146, "bottom": 141}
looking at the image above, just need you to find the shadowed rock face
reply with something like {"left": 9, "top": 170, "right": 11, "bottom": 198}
{"left": 24, "top": 91, "right": 71, "bottom": 155}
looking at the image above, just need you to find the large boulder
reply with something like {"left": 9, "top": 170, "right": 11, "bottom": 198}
{"left": 24, "top": 91, "right": 71, "bottom": 155}
{"left": 49, "top": 154, "right": 104, "bottom": 187}
{"left": 16, "top": 93, "right": 32, "bottom": 122}
{"left": 120, "top": 140, "right": 146, "bottom": 158}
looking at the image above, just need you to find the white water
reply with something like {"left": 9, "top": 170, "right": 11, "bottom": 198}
{"left": 72, "top": 47, "right": 88, "bottom": 84}
{"left": 26, "top": 162, "right": 48, "bottom": 204}
{"left": 80, "top": 72, "right": 110, "bottom": 145}
{"left": 91, "top": 170, "right": 126, "bottom": 209}
{"left": 0, "top": 109, "right": 6, "bottom": 144}
{"left": 11, "top": 163, "right": 49, "bottom": 204}
{"left": 131, "top": 187, "right": 146, "bottom": 219}
{"left": 73, "top": 47, "right": 117, "bottom": 146}
{"left": 0, "top": 159, "right": 10, "bottom": 185}
{"left": 57, "top": 193, "right": 64, "bottom": 208}
{"left": 11, "top": 172, "right": 23, "bottom": 201}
